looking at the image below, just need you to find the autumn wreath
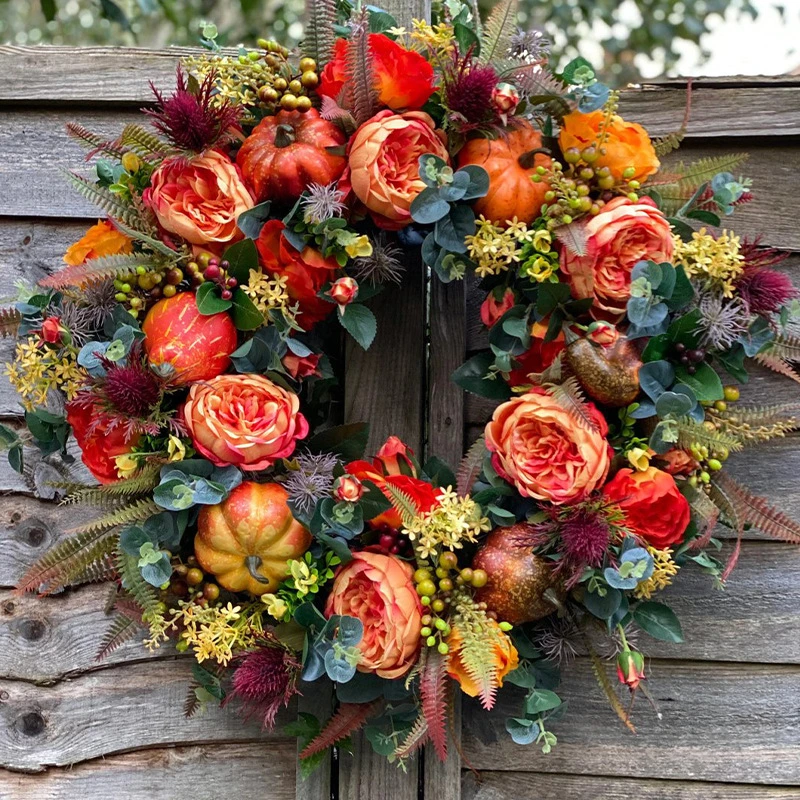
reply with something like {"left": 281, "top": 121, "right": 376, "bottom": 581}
{"left": 5, "top": 0, "right": 800, "bottom": 767}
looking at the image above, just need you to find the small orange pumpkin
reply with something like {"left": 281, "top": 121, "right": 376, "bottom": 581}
{"left": 237, "top": 109, "right": 347, "bottom": 205}
{"left": 194, "top": 482, "right": 311, "bottom": 595}
{"left": 457, "top": 120, "right": 552, "bottom": 226}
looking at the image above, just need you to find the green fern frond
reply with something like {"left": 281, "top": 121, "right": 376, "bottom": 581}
{"left": 585, "top": 638, "right": 636, "bottom": 733}
{"left": 66, "top": 498, "right": 160, "bottom": 536}
{"left": 112, "top": 217, "right": 182, "bottom": 258}
{"left": 184, "top": 680, "right": 202, "bottom": 718}
{"left": 652, "top": 81, "right": 692, "bottom": 158}
{"left": 384, "top": 482, "right": 422, "bottom": 528}
{"left": 762, "top": 330, "right": 800, "bottom": 363}
{"left": 480, "top": 0, "right": 518, "bottom": 63}
{"left": 15, "top": 529, "right": 119, "bottom": 595}
{"left": 64, "top": 171, "right": 147, "bottom": 229}
{"left": 39, "top": 253, "right": 160, "bottom": 290}
{"left": 546, "top": 376, "right": 601, "bottom": 433}
{"left": 115, "top": 549, "right": 161, "bottom": 616}
{"left": 66, "top": 122, "right": 126, "bottom": 158}
{"left": 96, "top": 612, "right": 143, "bottom": 661}
{"left": 56, "top": 465, "right": 161, "bottom": 506}
{"left": 118, "top": 124, "right": 173, "bottom": 160}
{"left": 0, "top": 307, "right": 22, "bottom": 338}
{"left": 675, "top": 418, "right": 743, "bottom": 455}
{"left": 304, "top": 0, "right": 338, "bottom": 66}
{"left": 656, "top": 153, "right": 749, "bottom": 215}
{"left": 71, "top": 553, "right": 117, "bottom": 586}
{"left": 393, "top": 712, "right": 429, "bottom": 760}
{"left": 499, "top": 62, "right": 571, "bottom": 117}
{"left": 713, "top": 404, "right": 799, "bottom": 446}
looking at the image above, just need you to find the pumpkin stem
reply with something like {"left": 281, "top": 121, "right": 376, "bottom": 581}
{"left": 245, "top": 555, "right": 273, "bottom": 585}
{"left": 274, "top": 123, "right": 296, "bottom": 149}
{"left": 518, "top": 147, "right": 551, "bottom": 170}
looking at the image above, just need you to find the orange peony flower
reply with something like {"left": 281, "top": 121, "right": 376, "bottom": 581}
{"left": 507, "top": 320, "right": 565, "bottom": 388}
{"left": 343, "top": 110, "right": 450, "bottom": 229}
{"left": 603, "top": 466, "right": 691, "bottom": 549}
{"left": 325, "top": 551, "right": 422, "bottom": 679}
{"left": 64, "top": 220, "right": 132, "bottom": 266}
{"left": 446, "top": 622, "right": 519, "bottom": 705}
{"left": 485, "top": 388, "right": 612, "bottom": 505}
{"left": 256, "top": 220, "right": 340, "bottom": 330}
{"left": 559, "top": 109, "right": 660, "bottom": 183}
{"left": 144, "top": 149, "right": 254, "bottom": 245}
{"left": 318, "top": 35, "right": 435, "bottom": 111}
{"left": 66, "top": 401, "right": 141, "bottom": 484}
{"left": 560, "top": 197, "right": 674, "bottom": 319}
{"left": 182, "top": 374, "right": 308, "bottom": 471}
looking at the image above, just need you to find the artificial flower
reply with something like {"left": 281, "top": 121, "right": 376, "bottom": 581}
{"left": 446, "top": 622, "right": 519, "bottom": 698}
{"left": 282, "top": 352, "right": 321, "bottom": 380}
{"left": 480, "top": 287, "right": 517, "bottom": 328}
{"left": 333, "top": 475, "right": 364, "bottom": 503}
{"left": 63, "top": 220, "right": 132, "bottom": 266}
{"left": 507, "top": 320, "right": 565, "bottom": 387}
{"left": 328, "top": 276, "right": 359, "bottom": 306}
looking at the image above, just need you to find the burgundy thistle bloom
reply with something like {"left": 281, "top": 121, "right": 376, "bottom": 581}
{"left": 443, "top": 53, "right": 501, "bottom": 130}
{"left": 226, "top": 633, "right": 301, "bottom": 729}
{"left": 737, "top": 236, "right": 796, "bottom": 315}
{"left": 146, "top": 67, "right": 241, "bottom": 152}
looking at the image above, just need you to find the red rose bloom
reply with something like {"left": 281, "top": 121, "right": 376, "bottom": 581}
{"left": 318, "top": 35, "right": 435, "bottom": 111}
{"left": 507, "top": 320, "right": 565, "bottom": 387}
{"left": 66, "top": 402, "right": 141, "bottom": 484}
{"left": 256, "top": 220, "right": 340, "bottom": 330}
{"left": 603, "top": 466, "right": 691, "bottom": 549}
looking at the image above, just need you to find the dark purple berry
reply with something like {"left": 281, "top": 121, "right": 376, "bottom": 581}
{"left": 674, "top": 342, "right": 686, "bottom": 353}
{"left": 687, "top": 365, "right": 697, "bottom": 375}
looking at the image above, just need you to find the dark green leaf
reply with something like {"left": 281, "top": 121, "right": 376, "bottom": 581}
{"left": 236, "top": 201, "right": 272, "bottom": 239}
{"left": 337, "top": 304, "right": 377, "bottom": 350}
{"left": 195, "top": 281, "right": 232, "bottom": 315}
{"left": 675, "top": 362, "right": 723, "bottom": 402}
{"left": 307, "top": 422, "right": 369, "bottom": 462}
{"left": 231, "top": 287, "right": 264, "bottom": 331}
{"left": 452, "top": 352, "right": 512, "bottom": 400}
{"left": 633, "top": 600, "right": 684, "bottom": 643}
{"left": 222, "top": 238, "right": 259, "bottom": 283}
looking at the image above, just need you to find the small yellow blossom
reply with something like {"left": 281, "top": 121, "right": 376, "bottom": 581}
{"left": 634, "top": 547, "right": 679, "bottom": 600}
{"left": 410, "top": 19, "right": 456, "bottom": 55}
{"left": 261, "top": 593, "right": 289, "bottom": 620}
{"left": 672, "top": 228, "right": 744, "bottom": 298}
{"left": 114, "top": 453, "right": 141, "bottom": 479}
{"left": 465, "top": 216, "right": 532, "bottom": 278}
{"left": 627, "top": 447, "right": 652, "bottom": 472}
{"left": 533, "top": 229, "right": 552, "bottom": 253}
{"left": 288, "top": 559, "right": 319, "bottom": 595}
{"left": 5, "top": 338, "right": 84, "bottom": 410}
{"left": 337, "top": 231, "right": 373, "bottom": 259}
{"left": 242, "top": 269, "right": 291, "bottom": 322}
{"left": 167, "top": 435, "right": 187, "bottom": 462}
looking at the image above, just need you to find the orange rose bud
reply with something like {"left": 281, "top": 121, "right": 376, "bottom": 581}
{"left": 282, "top": 351, "right": 321, "bottom": 379}
{"left": 584, "top": 320, "right": 620, "bottom": 348}
{"left": 344, "top": 110, "right": 450, "bottom": 229}
{"left": 491, "top": 82, "right": 520, "bottom": 122}
{"left": 480, "top": 287, "right": 517, "bottom": 328}
{"left": 617, "top": 648, "right": 646, "bottom": 690}
{"left": 333, "top": 474, "right": 364, "bottom": 504}
{"left": 559, "top": 109, "right": 659, "bottom": 183}
{"left": 325, "top": 551, "right": 422, "bottom": 679}
{"left": 328, "top": 276, "right": 359, "bottom": 306}
{"left": 560, "top": 197, "right": 674, "bottom": 319}
{"left": 63, "top": 220, "right": 132, "bottom": 267}
{"left": 144, "top": 150, "right": 254, "bottom": 245}
{"left": 40, "top": 316, "right": 63, "bottom": 345}
{"left": 446, "top": 622, "right": 519, "bottom": 709}
{"left": 603, "top": 466, "right": 691, "bottom": 549}
{"left": 182, "top": 374, "right": 309, "bottom": 471}
{"left": 485, "top": 388, "right": 611, "bottom": 504}
{"left": 374, "top": 435, "right": 417, "bottom": 477}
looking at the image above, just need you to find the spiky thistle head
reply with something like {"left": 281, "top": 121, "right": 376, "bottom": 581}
{"left": 57, "top": 281, "right": 117, "bottom": 345}
{"left": 145, "top": 66, "right": 241, "bottom": 152}
{"left": 695, "top": 292, "right": 751, "bottom": 351}
{"left": 508, "top": 28, "right": 550, "bottom": 63}
{"left": 443, "top": 53, "right": 501, "bottom": 130}
{"left": 351, "top": 235, "right": 405, "bottom": 286}
{"left": 279, "top": 450, "right": 339, "bottom": 516}
{"left": 302, "top": 183, "right": 347, "bottom": 225}
{"left": 226, "top": 631, "right": 301, "bottom": 729}
{"left": 559, "top": 507, "right": 612, "bottom": 569}
{"left": 738, "top": 269, "right": 797, "bottom": 316}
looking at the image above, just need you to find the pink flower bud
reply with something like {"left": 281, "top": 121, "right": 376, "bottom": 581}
{"left": 616, "top": 648, "right": 645, "bottom": 690}
{"left": 334, "top": 474, "right": 364, "bottom": 503}
{"left": 328, "top": 276, "right": 359, "bottom": 306}
{"left": 491, "top": 82, "right": 521, "bottom": 122}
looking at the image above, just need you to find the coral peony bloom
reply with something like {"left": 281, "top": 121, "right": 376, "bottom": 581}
{"left": 182, "top": 374, "right": 309, "bottom": 471}
{"left": 66, "top": 402, "right": 141, "bottom": 484}
{"left": 344, "top": 110, "right": 450, "bottom": 229}
{"left": 480, "top": 287, "right": 517, "bottom": 328}
{"left": 508, "top": 320, "right": 565, "bottom": 387}
{"left": 446, "top": 622, "right": 519, "bottom": 704}
{"left": 559, "top": 109, "right": 659, "bottom": 183}
{"left": 64, "top": 220, "right": 132, "bottom": 266}
{"left": 325, "top": 551, "right": 422, "bottom": 679}
{"left": 144, "top": 149, "right": 254, "bottom": 245}
{"left": 485, "top": 388, "right": 612, "bottom": 505}
{"left": 560, "top": 197, "right": 674, "bottom": 318}
{"left": 318, "top": 35, "right": 435, "bottom": 111}
{"left": 603, "top": 466, "right": 691, "bottom": 549}
{"left": 256, "top": 220, "right": 340, "bottom": 330}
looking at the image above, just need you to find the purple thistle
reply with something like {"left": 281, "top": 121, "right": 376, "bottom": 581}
{"left": 443, "top": 53, "right": 500, "bottom": 129}
{"left": 226, "top": 633, "right": 301, "bottom": 729}
{"left": 559, "top": 509, "right": 611, "bottom": 570}
{"left": 738, "top": 269, "right": 797, "bottom": 316}
{"left": 146, "top": 67, "right": 241, "bottom": 152}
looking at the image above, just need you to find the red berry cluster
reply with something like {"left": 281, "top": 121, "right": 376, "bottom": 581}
{"left": 187, "top": 255, "right": 239, "bottom": 299}
{"left": 374, "top": 524, "right": 413, "bottom": 557}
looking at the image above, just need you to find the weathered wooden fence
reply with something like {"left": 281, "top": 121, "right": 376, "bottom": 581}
{"left": 1, "top": 30, "right": 800, "bottom": 800}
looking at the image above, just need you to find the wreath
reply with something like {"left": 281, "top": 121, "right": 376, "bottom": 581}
{"left": 5, "top": 0, "right": 800, "bottom": 767}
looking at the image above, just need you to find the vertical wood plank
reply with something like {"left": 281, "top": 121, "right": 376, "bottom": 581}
{"left": 296, "top": 681, "right": 334, "bottom": 800}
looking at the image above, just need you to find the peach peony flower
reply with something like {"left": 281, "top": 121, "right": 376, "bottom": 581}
{"left": 325, "top": 551, "right": 422, "bottom": 679}
{"left": 604, "top": 466, "right": 691, "bottom": 549}
{"left": 64, "top": 220, "right": 132, "bottom": 266}
{"left": 318, "top": 35, "right": 436, "bottom": 111}
{"left": 485, "top": 388, "right": 612, "bottom": 505}
{"left": 182, "top": 374, "right": 308, "bottom": 471}
{"left": 344, "top": 110, "right": 450, "bottom": 229}
{"left": 560, "top": 197, "right": 674, "bottom": 318}
{"left": 144, "top": 150, "right": 254, "bottom": 245}
{"left": 446, "top": 622, "right": 519, "bottom": 704}
{"left": 559, "top": 109, "right": 659, "bottom": 183}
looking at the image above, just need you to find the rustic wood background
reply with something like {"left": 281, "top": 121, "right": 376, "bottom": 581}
{"left": 1, "top": 19, "right": 800, "bottom": 800}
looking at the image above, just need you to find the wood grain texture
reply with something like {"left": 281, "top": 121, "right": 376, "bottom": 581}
{"left": 1, "top": 742, "right": 298, "bottom": 800}
{"left": 0, "top": 659, "right": 287, "bottom": 772}
{"left": 462, "top": 770, "right": 800, "bottom": 800}
{"left": 462, "top": 659, "right": 800, "bottom": 785}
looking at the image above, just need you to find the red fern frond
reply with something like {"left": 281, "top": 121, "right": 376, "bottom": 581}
{"left": 420, "top": 649, "right": 449, "bottom": 762}
{"left": 96, "top": 612, "right": 142, "bottom": 661}
{"left": 299, "top": 700, "right": 383, "bottom": 759}
{"left": 457, "top": 436, "right": 487, "bottom": 495}
{"left": 393, "top": 713, "right": 429, "bottom": 760}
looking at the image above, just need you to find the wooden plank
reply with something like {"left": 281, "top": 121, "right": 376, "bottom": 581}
{"left": 295, "top": 681, "right": 333, "bottom": 800}
{"left": 2, "top": 741, "right": 297, "bottom": 800}
{"left": 0, "top": 659, "right": 287, "bottom": 772}
{"left": 461, "top": 659, "right": 800, "bottom": 785}
{"left": 462, "top": 770, "right": 800, "bottom": 799}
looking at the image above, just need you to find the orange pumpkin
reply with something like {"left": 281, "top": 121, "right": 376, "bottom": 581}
{"left": 195, "top": 482, "right": 312, "bottom": 595}
{"left": 142, "top": 292, "right": 238, "bottom": 386}
{"left": 237, "top": 109, "right": 347, "bottom": 205}
{"left": 457, "top": 120, "right": 552, "bottom": 226}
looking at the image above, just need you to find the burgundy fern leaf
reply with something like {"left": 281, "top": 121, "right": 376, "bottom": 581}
{"left": 343, "top": 12, "right": 379, "bottom": 126}
{"left": 95, "top": 612, "right": 142, "bottom": 661}
{"left": 457, "top": 436, "right": 487, "bottom": 495}
{"left": 300, "top": 700, "right": 383, "bottom": 759}
{"left": 420, "top": 649, "right": 450, "bottom": 762}
{"left": 393, "top": 713, "right": 430, "bottom": 760}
